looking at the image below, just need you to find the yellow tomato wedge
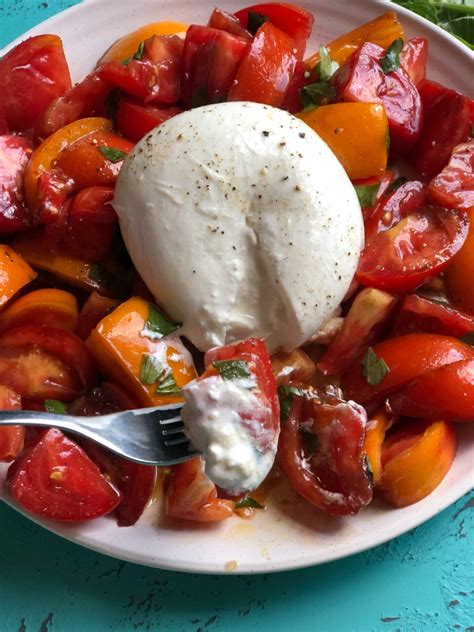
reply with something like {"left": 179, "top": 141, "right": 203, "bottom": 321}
{"left": 0, "top": 246, "right": 37, "bottom": 310}
{"left": 0, "top": 288, "right": 79, "bottom": 332}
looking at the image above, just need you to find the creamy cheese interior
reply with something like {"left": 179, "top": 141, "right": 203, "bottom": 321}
{"left": 114, "top": 101, "right": 363, "bottom": 353}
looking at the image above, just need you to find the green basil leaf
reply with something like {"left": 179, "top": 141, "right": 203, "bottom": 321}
{"left": 460, "top": 331, "right": 474, "bottom": 346}
{"left": 88, "top": 264, "right": 113, "bottom": 288}
{"left": 354, "top": 183, "right": 380, "bottom": 208}
{"left": 361, "top": 347, "right": 390, "bottom": 386}
{"left": 300, "top": 426, "right": 319, "bottom": 458}
{"left": 300, "top": 81, "right": 336, "bottom": 109}
{"left": 212, "top": 360, "right": 252, "bottom": 382}
{"left": 44, "top": 399, "right": 68, "bottom": 415}
{"left": 247, "top": 11, "right": 269, "bottom": 35}
{"left": 317, "top": 46, "right": 339, "bottom": 81}
{"left": 155, "top": 371, "right": 181, "bottom": 396}
{"left": 380, "top": 38, "right": 404, "bottom": 73}
{"left": 140, "top": 354, "right": 181, "bottom": 395}
{"left": 98, "top": 146, "right": 127, "bottom": 163}
{"left": 141, "top": 303, "right": 180, "bottom": 340}
{"left": 235, "top": 496, "right": 265, "bottom": 509}
{"left": 123, "top": 41, "right": 145, "bottom": 66}
{"left": 278, "top": 385, "right": 306, "bottom": 422}
{"left": 386, "top": 176, "right": 408, "bottom": 194}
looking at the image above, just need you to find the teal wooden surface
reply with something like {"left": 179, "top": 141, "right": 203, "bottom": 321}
{"left": 0, "top": 2, "right": 473, "bottom": 631}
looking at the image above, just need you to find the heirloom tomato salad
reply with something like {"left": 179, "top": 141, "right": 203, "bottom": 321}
{"left": 0, "top": 3, "right": 473, "bottom": 528}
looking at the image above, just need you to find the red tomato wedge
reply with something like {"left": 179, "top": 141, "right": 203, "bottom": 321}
{"left": 333, "top": 42, "right": 423, "bottom": 155}
{"left": 342, "top": 333, "right": 474, "bottom": 405}
{"left": 393, "top": 294, "right": 474, "bottom": 337}
{"left": 387, "top": 359, "right": 474, "bottom": 422}
{"left": 278, "top": 392, "right": 372, "bottom": 516}
{"left": 428, "top": 141, "right": 474, "bottom": 211}
{"left": 207, "top": 7, "right": 252, "bottom": 41}
{"left": 7, "top": 428, "right": 121, "bottom": 521}
{"left": 116, "top": 97, "right": 182, "bottom": 142}
{"left": 357, "top": 206, "right": 469, "bottom": 293}
{"left": 0, "top": 385, "right": 24, "bottom": 462}
{"left": 228, "top": 21, "right": 297, "bottom": 107}
{"left": 234, "top": 3, "right": 314, "bottom": 60}
{"left": 76, "top": 292, "right": 120, "bottom": 340}
{"left": 412, "top": 79, "right": 471, "bottom": 178}
{"left": 0, "top": 35, "right": 72, "bottom": 132}
{"left": 36, "top": 169, "right": 75, "bottom": 225}
{"left": 181, "top": 25, "right": 250, "bottom": 108}
{"left": 0, "top": 136, "right": 35, "bottom": 235}
{"left": 400, "top": 37, "right": 428, "bottom": 85}
{"left": 165, "top": 457, "right": 234, "bottom": 522}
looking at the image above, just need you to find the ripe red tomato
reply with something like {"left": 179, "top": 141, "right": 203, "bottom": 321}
{"left": 207, "top": 7, "right": 252, "bottom": 42}
{"left": 400, "top": 37, "right": 428, "bottom": 85}
{"left": 116, "top": 97, "right": 182, "bottom": 142}
{"left": 0, "top": 136, "right": 35, "bottom": 235}
{"left": 387, "top": 359, "right": 474, "bottom": 422}
{"left": 228, "top": 21, "right": 297, "bottom": 107}
{"left": 36, "top": 169, "right": 75, "bottom": 224}
{"left": 393, "top": 294, "right": 474, "bottom": 338}
{"left": 0, "top": 35, "right": 72, "bottom": 132}
{"left": 427, "top": 141, "right": 474, "bottom": 211}
{"left": 357, "top": 206, "right": 469, "bottom": 293}
{"left": 76, "top": 292, "right": 119, "bottom": 340}
{"left": 7, "top": 428, "right": 121, "bottom": 521}
{"left": 333, "top": 42, "right": 423, "bottom": 155}
{"left": 0, "top": 385, "right": 24, "bottom": 462}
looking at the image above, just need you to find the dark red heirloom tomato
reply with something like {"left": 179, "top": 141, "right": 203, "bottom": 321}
{"left": 357, "top": 206, "right": 469, "bottom": 294}
{"left": 0, "top": 136, "right": 35, "bottom": 235}
{"left": 36, "top": 169, "right": 75, "bottom": 225}
{"left": 412, "top": 80, "right": 471, "bottom": 178}
{"left": 234, "top": 2, "right": 314, "bottom": 60}
{"left": 400, "top": 37, "right": 428, "bottom": 86}
{"left": 333, "top": 41, "right": 423, "bottom": 155}
{"left": 0, "top": 35, "right": 72, "bottom": 132}
{"left": 76, "top": 292, "right": 120, "bottom": 340}
{"left": 387, "top": 359, "right": 474, "bottom": 422}
{"left": 207, "top": 7, "right": 252, "bottom": 41}
{"left": 116, "top": 97, "right": 182, "bottom": 142}
{"left": 393, "top": 294, "right": 474, "bottom": 338}
{"left": 427, "top": 141, "right": 474, "bottom": 211}
{"left": 278, "top": 392, "right": 372, "bottom": 516}
{"left": 7, "top": 428, "right": 121, "bottom": 521}
{"left": 0, "top": 385, "right": 24, "bottom": 462}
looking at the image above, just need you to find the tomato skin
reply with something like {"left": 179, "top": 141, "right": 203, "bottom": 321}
{"left": 271, "top": 348, "right": 316, "bottom": 385}
{"left": 412, "top": 80, "right": 471, "bottom": 178}
{"left": 76, "top": 292, "right": 120, "bottom": 340}
{"left": 234, "top": 3, "right": 314, "bottom": 60}
{"left": 7, "top": 428, "right": 121, "bottom": 521}
{"left": 427, "top": 141, "right": 474, "bottom": 211}
{"left": 0, "top": 136, "right": 35, "bottom": 235}
{"left": 228, "top": 22, "right": 297, "bottom": 107}
{"left": 387, "top": 359, "right": 474, "bottom": 422}
{"left": 357, "top": 206, "right": 470, "bottom": 293}
{"left": 55, "top": 130, "right": 133, "bottom": 190}
{"left": 446, "top": 208, "right": 474, "bottom": 315}
{"left": 393, "top": 294, "right": 474, "bottom": 338}
{"left": 0, "top": 288, "right": 79, "bottom": 333}
{"left": 116, "top": 97, "right": 182, "bottom": 142}
{"left": 36, "top": 169, "right": 75, "bottom": 225}
{"left": 207, "top": 7, "right": 252, "bottom": 42}
{"left": 0, "top": 35, "right": 72, "bottom": 132}
{"left": 0, "top": 385, "right": 24, "bottom": 462}
{"left": 342, "top": 333, "right": 474, "bottom": 405}
{"left": 333, "top": 42, "right": 423, "bottom": 155}
{"left": 400, "top": 37, "right": 428, "bottom": 86}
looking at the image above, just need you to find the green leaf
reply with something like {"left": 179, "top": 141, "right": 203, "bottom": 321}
{"left": 98, "top": 146, "right": 127, "bottom": 163}
{"left": 380, "top": 38, "right": 404, "bottom": 73}
{"left": 361, "top": 347, "right": 390, "bottom": 386}
{"left": 300, "top": 426, "right": 319, "bottom": 458}
{"left": 460, "top": 331, "right": 474, "bottom": 346}
{"left": 300, "top": 81, "right": 336, "bottom": 109}
{"left": 141, "top": 303, "right": 180, "bottom": 340}
{"left": 139, "top": 354, "right": 181, "bottom": 395}
{"left": 235, "top": 496, "right": 265, "bottom": 509}
{"left": 354, "top": 183, "right": 380, "bottom": 208}
{"left": 44, "top": 399, "right": 68, "bottom": 415}
{"left": 212, "top": 360, "right": 253, "bottom": 382}
{"left": 441, "top": 15, "right": 474, "bottom": 47}
{"left": 88, "top": 264, "right": 113, "bottom": 288}
{"left": 316, "top": 46, "right": 339, "bottom": 81}
{"left": 278, "top": 385, "right": 306, "bottom": 422}
{"left": 247, "top": 11, "right": 269, "bottom": 35}
{"left": 122, "top": 41, "right": 145, "bottom": 66}
{"left": 386, "top": 176, "right": 408, "bottom": 194}
{"left": 155, "top": 371, "right": 181, "bottom": 396}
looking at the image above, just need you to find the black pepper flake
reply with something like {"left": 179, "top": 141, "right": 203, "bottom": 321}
{"left": 232, "top": 246, "right": 236, "bottom": 250}
{"left": 282, "top": 176, "right": 289, "bottom": 181}
{"left": 295, "top": 185, "right": 301, "bottom": 191}
{"left": 262, "top": 131, "right": 270, "bottom": 137}
{"left": 177, "top": 134, "right": 183, "bottom": 140}
{"left": 299, "top": 132, "right": 306, "bottom": 138}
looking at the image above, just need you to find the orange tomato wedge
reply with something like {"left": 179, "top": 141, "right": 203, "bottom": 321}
{"left": 0, "top": 246, "right": 37, "bottom": 310}
{"left": 363, "top": 409, "right": 394, "bottom": 485}
{"left": 446, "top": 208, "right": 474, "bottom": 314}
{"left": 0, "top": 288, "right": 79, "bottom": 332}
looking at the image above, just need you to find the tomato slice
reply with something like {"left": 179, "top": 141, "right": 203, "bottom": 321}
{"left": 228, "top": 21, "right": 297, "bottom": 107}
{"left": 116, "top": 97, "right": 182, "bottom": 142}
{"left": 271, "top": 348, "right": 316, "bottom": 385}
{"left": 180, "top": 25, "right": 250, "bottom": 108}
{"left": 0, "top": 35, "right": 72, "bottom": 132}
{"left": 0, "top": 136, "right": 35, "bottom": 235}
{"left": 342, "top": 332, "right": 474, "bottom": 405}
{"left": 234, "top": 3, "right": 314, "bottom": 60}
{"left": 7, "top": 428, "right": 121, "bottom": 521}
{"left": 0, "top": 289, "right": 79, "bottom": 332}
{"left": 278, "top": 392, "right": 372, "bottom": 516}
{"left": 44, "top": 186, "right": 117, "bottom": 263}
{"left": 364, "top": 180, "right": 427, "bottom": 244}
{"left": 357, "top": 206, "right": 470, "bottom": 294}
{"left": 427, "top": 141, "right": 474, "bottom": 211}
{"left": 400, "top": 37, "right": 428, "bottom": 85}
{"left": 387, "top": 359, "right": 474, "bottom": 422}
{"left": 446, "top": 208, "right": 474, "bottom": 316}
{"left": 76, "top": 292, "right": 120, "bottom": 340}
{"left": 36, "top": 169, "right": 75, "bottom": 225}
{"left": 0, "top": 385, "right": 24, "bottom": 462}
{"left": 207, "top": 7, "right": 252, "bottom": 41}
{"left": 164, "top": 457, "right": 234, "bottom": 522}
{"left": 412, "top": 80, "right": 471, "bottom": 178}
{"left": 333, "top": 41, "right": 422, "bottom": 155}
{"left": 393, "top": 294, "right": 474, "bottom": 337}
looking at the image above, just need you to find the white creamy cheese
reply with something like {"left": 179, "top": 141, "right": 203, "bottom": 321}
{"left": 182, "top": 375, "right": 277, "bottom": 493}
{"left": 114, "top": 101, "right": 363, "bottom": 353}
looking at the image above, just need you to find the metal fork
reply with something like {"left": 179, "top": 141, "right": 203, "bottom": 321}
{"left": 0, "top": 405, "right": 200, "bottom": 466}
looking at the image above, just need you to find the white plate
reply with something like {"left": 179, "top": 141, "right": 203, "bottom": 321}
{"left": 1, "top": 0, "right": 473, "bottom": 574}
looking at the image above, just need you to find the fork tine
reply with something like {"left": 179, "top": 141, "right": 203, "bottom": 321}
{"left": 161, "top": 425, "right": 186, "bottom": 437}
{"left": 164, "top": 434, "right": 190, "bottom": 447}
{"left": 157, "top": 415, "right": 182, "bottom": 426}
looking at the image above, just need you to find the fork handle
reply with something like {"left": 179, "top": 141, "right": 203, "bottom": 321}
{"left": 0, "top": 410, "right": 78, "bottom": 429}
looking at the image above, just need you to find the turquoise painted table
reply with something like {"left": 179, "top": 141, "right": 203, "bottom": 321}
{"left": 0, "top": 2, "right": 473, "bottom": 630}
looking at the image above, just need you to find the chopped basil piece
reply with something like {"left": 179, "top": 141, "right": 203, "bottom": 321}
{"left": 300, "top": 426, "right": 319, "bottom": 458}
{"left": 364, "top": 454, "right": 375, "bottom": 486}
{"left": 212, "top": 359, "right": 252, "bottom": 382}
{"left": 300, "top": 81, "right": 336, "bottom": 109}
{"left": 316, "top": 46, "right": 339, "bottom": 81}
{"left": 235, "top": 496, "right": 265, "bottom": 509}
{"left": 155, "top": 371, "right": 181, "bottom": 396}
{"left": 460, "top": 331, "right": 474, "bottom": 346}
{"left": 140, "top": 354, "right": 181, "bottom": 395}
{"left": 44, "top": 399, "right": 68, "bottom": 415}
{"left": 380, "top": 38, "right": 404, "bottom": 73}
{"left": 105, "top": 89, "right": 121, "bottom": 122}
{"left": 88, "top": 264, "right": 113, "bottom": 288}
{"left": 354, "top": 183, "right": 380, "bottom": 208}
{"left": 278, "top": 385, "right": 306, "bottom": 422}
{"left": 98, "top": 146, "right": 127, "bottom": 163}
{"left": 386, "top": 176, "right": 408, "bottom": 194}
{"left": 141, "top": 303, "right": 180, "bottom": 340}
{"left": 361, "top": 347, "right": 390, "bottom": 387}
{"left": 247, "top": 11, "right": 269, "bottom": 35}
{"left": 122, "top": 41, "right": 145, "bottom": 66}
